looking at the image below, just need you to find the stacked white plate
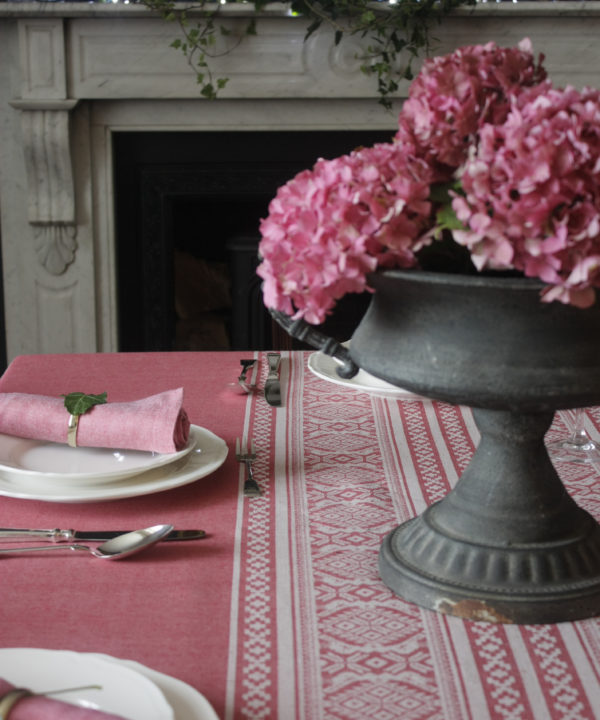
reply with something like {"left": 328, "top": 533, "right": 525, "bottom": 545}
{"left": 308, "top": 343, "right": 422, "bottom": 399}
{"left": 0, "top": 425, "right": 228, "bottom": 502}
{"left": 0, "top": 648, "right": 219, "bottom": 719}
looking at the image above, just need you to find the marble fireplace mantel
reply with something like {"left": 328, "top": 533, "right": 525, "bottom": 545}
{"left": 1, "top": 2, "right": 600, "bottom": 361}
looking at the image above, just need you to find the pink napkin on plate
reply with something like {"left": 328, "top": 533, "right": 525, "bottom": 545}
{"left": 0, "top": 388, "right": 190, "bottom": 454}
{"left": 0, "top": 678, "right": 127, "bottom": 719}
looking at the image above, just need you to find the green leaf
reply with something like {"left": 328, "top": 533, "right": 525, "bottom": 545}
{"left": 429, "top": 181, "right": 461, "bottom": 204}
{"left": 436, "top": 204, "right": 465, "bottom": 232}
{"left": 200, "top": 83, "right": 217, "bottom": 99}
{"left": 390, "top": 34, "right": 407, "bottom": 53}
{"left": 304, "top": 19, "right": 322, "bottom": 39}
{"left": 245, "top": 18, "right": 258, "bottom": 37}
{"left": 62, "top": 392, "right": 108, "bottom": 417}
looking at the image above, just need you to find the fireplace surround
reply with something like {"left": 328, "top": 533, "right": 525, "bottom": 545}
{"left": 1, "top": 2, "right": 600, "bottom": 361}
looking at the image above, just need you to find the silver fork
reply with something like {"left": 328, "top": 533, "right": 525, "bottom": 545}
{"left": 235, "top": 438, "right": 262, "bottom": 497}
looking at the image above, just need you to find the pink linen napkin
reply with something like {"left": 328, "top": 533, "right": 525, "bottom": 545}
{"left": 0, "top": 678, "right": 127, "bottom": 719}
{"left": 0, "top": 388, "right": 190, "bottom": 454}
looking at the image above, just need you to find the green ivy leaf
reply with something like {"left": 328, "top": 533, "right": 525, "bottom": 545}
{"left": 304, "top": 19, "right": 322, "bottom": 39}
{"left": 360, "top": 11, "right": 376, "bottom": 24}
{"left": 200, "top": 83, "right": 217, "bottom": 99}
{"left": 62, "top": 392, "right": 108, "bottom": 417}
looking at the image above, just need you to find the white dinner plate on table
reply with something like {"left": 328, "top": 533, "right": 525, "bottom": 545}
{"left": 0, "top": 431, "right": 196, "bottom": 486}
{"left": 0, "top": 648, "right": 175, "bottom": 719}
{"left": 90, "top": 653, "right": 220, "bottom": 720}
{"left": 308, "top": 345, "right": 422, "bottom": 399}
{"left": 0, "top": 425, "right": 228, "bottom": 502}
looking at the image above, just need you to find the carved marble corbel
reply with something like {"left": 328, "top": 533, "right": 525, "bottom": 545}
{"left": 10, "top": 99, "right": 79, "bottom": 275}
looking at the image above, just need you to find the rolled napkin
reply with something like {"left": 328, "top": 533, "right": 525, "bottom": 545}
{"left": 0, "top": 678, "right": 127, "bottom": 719}
{"left": 0, "top": 388, "right": 190, "bottom": 454}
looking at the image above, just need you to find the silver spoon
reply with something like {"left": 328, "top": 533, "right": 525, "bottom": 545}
{"left": 0, "top": 524, "right": 173, "bottom": 560}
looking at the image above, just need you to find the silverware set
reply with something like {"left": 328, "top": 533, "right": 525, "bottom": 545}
{"left": 0, "top": 526, "right": 207, "bottom": 560}
{"left": 0, "top": 527, "right": 205, "bottom": 542}
{"left": 0, "top": 524, "right": 207, "bottom": 560}
{"left": 233, "top": 352, "right": 282, "bottom": 498}
{"left": 237, "top": 353, "right": 282, "bottom": 407}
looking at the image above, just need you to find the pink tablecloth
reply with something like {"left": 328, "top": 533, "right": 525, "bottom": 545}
{"left": 0, "top": 351, "right": 599, "bottom": 720}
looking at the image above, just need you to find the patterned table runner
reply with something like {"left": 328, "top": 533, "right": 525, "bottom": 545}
{"left": 226, "top": 352, "right": 600, "bottom": 720}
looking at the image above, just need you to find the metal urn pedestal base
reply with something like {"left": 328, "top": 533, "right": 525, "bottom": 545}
{"left": 378, "top": 408, "right": 600, "bottom": 624}
{"left": 272, "top": 269, "right": 600, "bottom": 623}
{"left": 348, "top": 270, "right": 600, "bottom": 624}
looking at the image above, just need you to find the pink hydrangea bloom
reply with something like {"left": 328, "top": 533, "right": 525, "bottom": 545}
{"left": 258, "top": 37, "right": 600, "bottom": 320}
{"left": 257, "top": 143, "right": 435, "bottom": 323}
{"left": 396, "top": 38, "right": 548, "bottom": 171}
{"left": 453, "top": 85, "right": 600, "bottom": 308}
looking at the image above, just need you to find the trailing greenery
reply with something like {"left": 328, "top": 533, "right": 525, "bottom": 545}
{"left": 140, "top": 0, "right": 477, "bottom": 107}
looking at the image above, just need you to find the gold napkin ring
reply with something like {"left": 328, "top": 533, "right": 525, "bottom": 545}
{"left": 67, "top": 413, "right": 79, "bottom": 448}
{"left": 0, "top": 688, "right": 32, "bottom": 719}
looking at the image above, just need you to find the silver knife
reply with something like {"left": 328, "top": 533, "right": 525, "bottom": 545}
{"left": 264, "top": 352, "right": 282, "bottom": 407}
{"left": 0, "top": 528, "right": 206, "bottom": 542}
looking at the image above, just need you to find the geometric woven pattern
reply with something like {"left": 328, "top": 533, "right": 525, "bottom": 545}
{"left": 228, "top": 352, "right": 600, "bottom": 719}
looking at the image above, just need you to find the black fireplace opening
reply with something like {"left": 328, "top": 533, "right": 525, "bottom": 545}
{"left": 113, "top": 129, "right": 394, "bottom": 352}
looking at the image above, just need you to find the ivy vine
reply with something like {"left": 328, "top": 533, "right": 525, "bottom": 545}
{"left": 140, "top": 0, "right": 476, "bottom": 108}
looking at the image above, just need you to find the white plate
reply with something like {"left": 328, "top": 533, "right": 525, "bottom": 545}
{"left": 0, "top": 425, "right": 228, "bottom": 502}
{"left": 308, "top": 346, "right": 421, "bottom": 398}
{"left": 0, "top": 648, "right": 174, "bottom": 719}
{"left": 0, "top": 431, "right": 195, "bottom": 486}
{"left": 90, "top": 654, "right": 220, "bottom": 720}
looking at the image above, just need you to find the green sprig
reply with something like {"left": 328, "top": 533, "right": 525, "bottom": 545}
{"left": 62, "top": 392, "right": 108, "bottom": 416}
{"left": 140, "top": 0, "right": 476, "bottom": 108}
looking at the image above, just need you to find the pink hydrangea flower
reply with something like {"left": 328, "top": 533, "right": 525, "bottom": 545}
{"left": 257, "top": 143, "right": 435, "bottom": 323}
{"left": 453, "top": 85, "right": 600, "bottom": 308}
{"left": 258, "top": 38, "right": 600, "bottom": 320}
{"left": 396, "top": 38, "right": 548, "bottom": 171}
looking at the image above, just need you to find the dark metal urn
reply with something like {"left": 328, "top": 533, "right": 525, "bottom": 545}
{"left": 346, "top": 270, "right": 600, "bottom": 624}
